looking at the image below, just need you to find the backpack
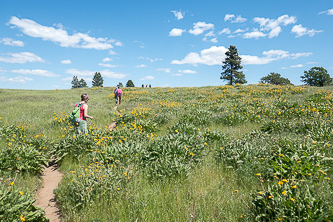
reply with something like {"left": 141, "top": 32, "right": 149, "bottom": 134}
{"left": 69, "top": 102, "right": 83, "bottom": 125}
{"left": 116, "top": 88, "right": 122, "bottom": 96}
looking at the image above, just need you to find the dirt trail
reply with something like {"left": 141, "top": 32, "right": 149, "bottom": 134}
{"left": 35, "top": 161, "right": 63, "bottom": 222}
{"left": 34, "top": 106, "right": 119, "bottom": 221}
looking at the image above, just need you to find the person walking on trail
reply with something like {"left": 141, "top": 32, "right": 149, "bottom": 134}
{"left": 114, "top": 86, "right": 118, "bottom": 105}
{"left": 75, "top": 93, "right": 93, "bottom": 134}
{"left": 116, "top": 86, "right": 122, "bottom": 105}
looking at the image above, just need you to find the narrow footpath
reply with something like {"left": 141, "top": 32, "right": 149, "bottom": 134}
{"left": 34, "top": 105, "right": 120, "bottom": 221}
{"left": 35, "top": 161, "right": 63, "bottom": 222}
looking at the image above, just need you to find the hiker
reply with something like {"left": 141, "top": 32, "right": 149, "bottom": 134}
{"left": 76, "top": 93, "right": 93, "bottom": 134}
{"left": 142, "top": 84, "right": 144, "bottom": 88}
{"left": 114, "top": 86, "right": 118, "bottom": 105}
{"left": 116, "top": 86, "right": 122, "bottom": 105}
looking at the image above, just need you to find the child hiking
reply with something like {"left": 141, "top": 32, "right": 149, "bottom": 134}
{"left": 74, "top": 93, "right": 93, "bottom": 134}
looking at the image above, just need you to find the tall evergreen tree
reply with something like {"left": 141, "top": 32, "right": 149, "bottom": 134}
{"left": 126, "top": 80, "right": 135, "bottom": 87}
{"left": 301, "top": 67, "right": 332, "bottom": 87}
{"left": 118, "top": 82, "right": 123, "bottom": 87}
{"left": 92, "top": 72, "right": 104, "bottom": 87}
{"left": 79, "top": 78, "right": 88, "bottom": 88}
{"left": 71, "top": 76, "right": 80, "bottom": 88}
{"left": 220, "top": 45, "right": 247, "bottom": 85}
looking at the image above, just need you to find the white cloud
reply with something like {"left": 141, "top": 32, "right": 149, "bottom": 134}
{"left": 189, "top": 22, "right": 214, "bottom": 35}
{"left": 253, "top": 14, "right": 297, "bottom": 38}
{"left": 290, "top": 64, "right": 303, "bottom": 68}
{"left": 115, "top": 41, "right": 123, "bottom": 47}
{"left": 0, "top": 52, "right": 45, "bottom": 64}
{"left": 171, "top": 46, "right": 228, "bottom": 66}
{"left": 0, "top": 37, "right": 24, "bottom": 46}
{"left": 0, "top": 76, "right": 33, "bottom": 83}
{"left": 172, "top": 46, "right": 312, "bottom": 66}
{"left": 61, "top": 59, "right": 72, "bottom": 64}
{"left": 109, "top": 50, "right": 117, "bottom": 55}
{"left": 291, "top": 52, "right": 312, "bottom": 59}
{"left": 224, "top": 14, "right": 247, "bottom": 23}
{"left": 139, "top": 57, "right": 162, "bottom": 62}
{"left": 234, "top": 28, "right": 248, "bottom": 33}
{"left": 156, "top": 68, "right": 171, "bottom": 73}
{"left": 65, "top": 68, "right": 128, "bottom": 79}
{"left": 103, "top": 57, "right": 112, "bottom": 62}
{"left": 218, "top": 28, "right": 231, "bottom": 35}
{"left": 8, "top": 16, "right": 116, "bottom": 50}
{"left": 171, "top": 10, "right": 185, "bottom": 20}
{"left": 291, "top": 24, "right": 322, "bottom": 37}
{"left": 171, "top": 73, "right": 183, "bottom": 76}
{"left": 318, "top": 8, "right": 333, "bottom": 15}
{"left": 141, "top": 76, "right": 154, "bottom": 80}
{"left": 169, "top": 28, "right": 186, "bottom": 37}
{"left": 11, "top": 69, "right": 60, "bottom": 77}
{"left": 224, "top": 14, "right": 235, "bottom": 22}
{"left": 178, "top": 69, "right": 196, "bottom": 74}
{"left": 133, "top": 40, "right": 145, "bottom": 48}
{"left": 243, "top": 29, "right": 267, "bottom": 39}
{"left": 98, "top": 63, "right": 118, "bottom": 68}
{"left": 135, "top": 64, "right": 147, "bottom": 68}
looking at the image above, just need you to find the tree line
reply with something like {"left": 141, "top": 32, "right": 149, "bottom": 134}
{"left": 71, "top": 72, "right": 135, "bottom": 88}
{"left": 221, "top": 45, "right": 332, "bottom": 87}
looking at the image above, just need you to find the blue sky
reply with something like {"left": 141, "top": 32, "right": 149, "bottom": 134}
{"left": 0, "top": 0, "right": 332, "bottom": 90}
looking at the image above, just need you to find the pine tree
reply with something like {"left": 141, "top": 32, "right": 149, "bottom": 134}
{"left": 220, "top": 45, "right": 247, "bottom": 85}
{"left": 118, "top": 82, "right": 123, "bottom": 87}
{"left": 92, "top": 72, "right": 104, "bottom": 87}
{"left": 71, "top": 76, "right": 80, "bottom": 88}
{"left": 79, "top": 78, "right": 88, "bottom": 88}
{"left": 126, "top": 80, "right": 135, "bottom": 87}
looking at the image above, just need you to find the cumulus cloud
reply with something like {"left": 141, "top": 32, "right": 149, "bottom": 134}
{"left": 135, "top": 64, "right": 147, "bottom": 68}
{"left": 253, "top": 14, "right": 297, "bottom": 38}
{"left": 189, "top": 22, "right": 214, "bottom": 35}
{"left": 169, "top": 28, "right": 186, "bottom": 37}
{"left": 224, "top": 14, "right": 247, "bottom": 23}
{"left": 171, "top": 46, "right": 228, "bottom": 66}
{"left": 0, "top": 52, "right": 45, "bottom": 64}
{"left": 172, "top": 46, "right": 312, "bottom": 66}
{"left": 171, "top": 10, "right": 185, "bottom": 20}
{"left": 103, "top": 57, "right": 112, "bottom": 62}
{"left": 98, "top": 63, "right": 118, "bottom": 68}
{"left": 290, "top": 64, "right": 303, "bottom": 68}
{"left": 0, "top": 76, "right": 33, "bottom": 83}
{"left": 141, "top": 76, "right": 154, "bottom": 80}
{"left": 8, "top": 16, "right": 118, "bottom": 50}
{"left": 156, "top": 68, "right": 171, "bottom": 73}
{"left": 243, "top": 29, "right": 267, "bottom": 39}
{"left": 138, "top": 56, "right": 162, "bottom": 62}
{"left": 11, "top": 69, "right": 60, "bottom": 77}
{"left": 178, "top": 69, "right": 196, "bottom": 74}
{"left": 61, "top": 59, "right": 71, "bottom": 64}
{"left": 318, "top": 8, "right": 333, "bottom": 15}
{"left": 218, "top": 28, "right": 231, "bottom": 35}
{"left": 291, "top": 24, "right": 322, "bottom": 37}
{"left": 0, "top": 38, "right": 24, "bottom": 46}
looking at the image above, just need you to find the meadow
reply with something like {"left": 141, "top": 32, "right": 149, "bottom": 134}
{"left": 0, "top": 84, "right": 332, "bottom": 221}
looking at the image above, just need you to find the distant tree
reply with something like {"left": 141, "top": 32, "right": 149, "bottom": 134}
{"left": 260, "top": 72, "right": 292, "bottom": 85}
{"left": 71, "top": 76, "right": 80, "bottom": 88}
{"left": 126, "top": 80, "right": 135, "bottom": 87}
{"left": 118, "top": 82, "right": 123, "bottom": 87}
{"left": 92, "top": 72, "right": 104, "bottom": 87}
{"left": 79, "top": 78, "right": 88, "bottom": 88}
{"left": 301, "top": 67, "right": 332, "bottom": 87}
{"left": 220, "top": 45, "right": 247, "bottom": 85}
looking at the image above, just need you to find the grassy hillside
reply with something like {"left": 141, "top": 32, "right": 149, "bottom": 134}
{"left": 0, "top": 84, "right": 332, "bottom": 221}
